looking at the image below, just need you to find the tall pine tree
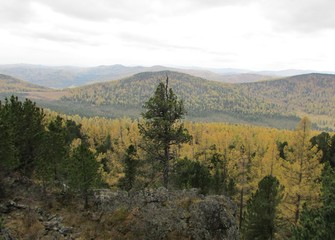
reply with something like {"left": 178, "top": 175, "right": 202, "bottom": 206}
{"left": 68, "top": 140, "right": 101, "bottom": 208}
{"left": 139, "top": 77, "right": 191, "bottom": 188}
{"left": 243, "top": 175, "right": 284, "bottom": 240}
{"left": 281, "top": 117, "right": 322, "bottom": 225}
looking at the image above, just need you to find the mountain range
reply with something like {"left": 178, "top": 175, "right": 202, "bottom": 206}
{"left": 0, "top": 69, "right": 334, "bottom": 130}
{"left": 2, "top": 64, "right": 331, "bottom": 89}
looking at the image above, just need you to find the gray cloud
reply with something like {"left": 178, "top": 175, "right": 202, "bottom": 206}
{"left": 119, "top": 32, "right": 204, "bottom": 51}
{"left": 2, "top": 0, "right": 334, "bottom": 33}
{"left": 29, "top": 31, "right": 98, "bottom": 45}
{"left": 34, "top": 0, "right": 172, "bottom": 22}
{"left": 0, "top": 0, "right": 34, "bottom": 24}
{"left": 260, "top": 0, "right": 335, "bottom": 32}
{"left": 0, "top": 0, "right": 250, "bottom": 24}
{"left": 119, "top": 32, "right": 238, "bottom": 60}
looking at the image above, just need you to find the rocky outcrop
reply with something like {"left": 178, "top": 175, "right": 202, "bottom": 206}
{"left": 0, "top": 182, "right": 238, "bottom": 239}
{"left": 94, "top": 188, "right": 239, "bottom": 240}
{"left": 0, "top": 200, "right": 74, "bottom": 239}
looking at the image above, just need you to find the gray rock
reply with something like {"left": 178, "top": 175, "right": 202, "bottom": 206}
{"left": 0, "top": 200, "right": 27, "bottom": 214}
{"left": 94, "top": 188, "right": 239, "bottom": 239}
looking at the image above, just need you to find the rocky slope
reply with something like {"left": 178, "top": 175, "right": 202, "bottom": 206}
{"left": 94, "top": 188, "right": 239, "bottom": 240}
{"left": 0, "top": 176, "right": 238, "bottom": 239}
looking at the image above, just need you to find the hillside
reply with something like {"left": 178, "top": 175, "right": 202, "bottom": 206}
{"left": 239, "top": 73, "right": 335, "bottom": 130}
{"left": 60, "top": 71, "right": 298, "bottom": 129}
{"left": 1, "top": 71, "right": 333, "bottom": 130}
{"left": 0, "top": 74, "right": 48, "bottom": 92}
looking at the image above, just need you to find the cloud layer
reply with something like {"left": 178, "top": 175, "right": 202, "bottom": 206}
{"left": 0, "top": 0, "right": 334, "bottom": 70}
{"left": 2, "top": 0, "right": 334, "bottom": 31}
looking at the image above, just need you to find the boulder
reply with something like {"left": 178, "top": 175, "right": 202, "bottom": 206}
{"left": 94, "top": 188, "right": 239, "bottom": 239}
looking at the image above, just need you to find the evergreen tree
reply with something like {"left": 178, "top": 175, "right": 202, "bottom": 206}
{"left": 330, "top": 134, "right": 335, "bottom": 167}
{"left": 207, "top": 145, "right": 235, "bottom": 195}
{"left": 139, "top": 77, "right": 192, "bottom": 188}
{"left": 64, "top": 119, "right": 83, "bottom": 144}
{"left": 310, "top": 132, "right": 331, "bottom": 164}
{"left": 118, "top": 145, "right": 138, "bottom": 191}
{"left": 237, "top": 144, "right": 252, "bottom": 230}
{"left": 172, "top": 157, "right": 211, "bottom": 194}
{"left": 292, "top": 163, "right": 335, "bottom": 240}
{"left": 0, "top": 100, "right": 17, "bottom": 171}
{"left": 35, "top": 116, "right": 69, "bottom": 191}
{"left": 243, "top": 175, "right": 284, "bottom": 240}
{"left": 67, "top": 140, "right": 101, "bottom": 208}
{"left": 1, "top": 96, "right": 44, "bottom": 176}
{"left": 282, "top": 117, "right": 322, "bottom": 225}
{"left": 310, "top": 132, "right": 335, "bottom": 167}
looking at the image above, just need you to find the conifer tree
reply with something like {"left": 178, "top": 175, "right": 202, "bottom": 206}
{"left": 1, "top": 96, "right": 44, "bottom": 176}
{"left": 207, "top": 145, "right": 235, "bottom": 195}
{"left": 35, "top": 116, "right": 69, "bottom": 191}
{"left": 292, "top": 163, "right": 335, "bottom": 239}
{"left": 310, "top": 132, "right": 335, "bottom": 167}
{"left": 68, "top": 140, "right": 101, "bottom": 208}
{"left": 0, "top": 100, "right": 17, "bottom": 171}
{"left": 172, "top": 157, "right": 211, "bottom": 194}
{"left": 139, "top": 77, "right": 192, "bottom": 188}
{"left": 118, "top": 145, "right": 138, "bottom": 191}
{"left": 282, "top": 117, "right": 322, "bottom": 225}
{"left": 243, "top": 175, "right": 284, "bottom": 240}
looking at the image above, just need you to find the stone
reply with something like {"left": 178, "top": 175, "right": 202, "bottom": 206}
{"left": 93, "top": 188, "right": 239, "bottom": 239}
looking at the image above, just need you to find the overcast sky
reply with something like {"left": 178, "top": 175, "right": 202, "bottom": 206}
{"left": 1, "top": 0, "right": 335, "bottom": 71}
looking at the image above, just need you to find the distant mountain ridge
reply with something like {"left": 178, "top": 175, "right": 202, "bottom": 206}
{"left": 2, "top": 64, "right": 331, "bottom": 89}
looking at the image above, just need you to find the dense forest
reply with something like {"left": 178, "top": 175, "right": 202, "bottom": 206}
{"left": 1, "top": 71, "right": 335, "bottom": 130}
{"left": 59, "top": 71, "right": 300, "bottom": 129}
{"left": 239, "top": 73, "right": 335, "bottom": 130}
{"left": 1, "top": 78, "right": 334, "bottom": 239}
{"left": 60, "top": 71, "right": 335, "bottom": 130}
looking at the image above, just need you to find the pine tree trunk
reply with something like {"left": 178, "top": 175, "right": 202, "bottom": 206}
{"left": 239, "top": 186, "right": 244, "bottom": 229}
{"left": 84, "top": 190, "right": 88, "bottom": 209}
{"left": 163, "top": 146, "right": 170, "bottom": 189}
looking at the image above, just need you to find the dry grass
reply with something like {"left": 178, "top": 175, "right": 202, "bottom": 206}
{"left": 5, "top": 208, "right": 44, "bottom": 239}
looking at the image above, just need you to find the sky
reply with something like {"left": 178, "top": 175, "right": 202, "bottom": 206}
{"left": 0, "top": 0, "right": 335, "bottom": 71}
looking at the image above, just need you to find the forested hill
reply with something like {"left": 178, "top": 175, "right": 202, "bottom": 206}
{"left": 0, "top": 74, "right": 49, "bottom": 92}
{"left": 1, "top": 71, "right": 333, "bottom": 130}
{"left": 61, "top": 71, "right": 299, "bottom": 128}
{"left": 239, "top": 73, "right": 335, "bottom": 130}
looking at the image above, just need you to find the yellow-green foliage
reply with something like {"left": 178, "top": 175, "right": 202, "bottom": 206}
{"left": 280, "top": 117, "right": 323, "bottom": 225}
{"left": 46, "top": 112, "right": 326, "bottom": 228}
{"left": 239, "top": 73, "right": 335, "bottom": 129}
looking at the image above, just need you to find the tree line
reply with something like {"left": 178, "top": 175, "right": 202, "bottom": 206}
{"left": 0, "top": 96, "right": 101, "bottom": 208}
